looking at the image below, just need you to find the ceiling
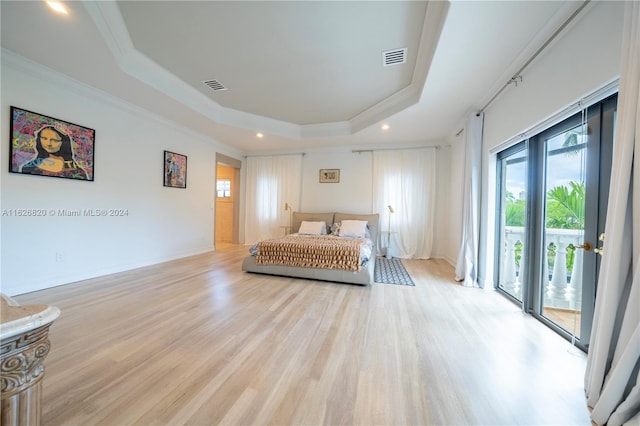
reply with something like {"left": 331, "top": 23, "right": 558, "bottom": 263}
{"left": 0, "top": 1, "right": 584, "bottom": 154}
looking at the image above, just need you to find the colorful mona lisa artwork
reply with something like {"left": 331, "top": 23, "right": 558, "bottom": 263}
{"left": 9, "top": 106, "right": 95, "bottom": 181}
{"left": 163, "top": 150, "right": 187, "bottom": 188}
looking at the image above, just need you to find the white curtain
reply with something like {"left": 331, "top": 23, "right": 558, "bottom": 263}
{"left": 455, "top": 113, "right": 484, "bottom": 287}
{"left": 584, "top": 3, "right": 640, "bottom": 425}
{"left": 244, "top": 155, "right": 302, "bottom": 244}
{"left": 372, "top": 148, "right": 436, "bottom": 259}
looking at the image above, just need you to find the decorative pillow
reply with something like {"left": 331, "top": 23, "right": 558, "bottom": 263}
{"left": 298, "top": 221, "right": 327, "bottom": 235}
{"left": 338, "top": 220, "right": 368, "bottom": 238}
{"left": 330, "top": 222, "right": 340, "bottom": 235}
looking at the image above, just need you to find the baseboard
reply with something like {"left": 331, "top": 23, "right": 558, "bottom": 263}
{"left": 7, "top": 246, "right": 215, "bottom": 297}
{"left": 438, "top": 255, "right": 457, "bottom": 268}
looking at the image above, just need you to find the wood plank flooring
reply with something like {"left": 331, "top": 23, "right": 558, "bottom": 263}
{"left": 13, "top": 245, "right": 591, "bottom": 425}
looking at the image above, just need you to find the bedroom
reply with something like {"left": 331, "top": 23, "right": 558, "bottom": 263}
{"left": 1, "top": 1, "right": 638, "bottom": 425}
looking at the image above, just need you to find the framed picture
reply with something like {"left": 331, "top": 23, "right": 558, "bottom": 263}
{"left": 164, "top": 150, "right": 187, "bottom": 188}
{"left": 9, "top": 106, "right": 95, "bottom": 181}
{"left": 319, "top": 168, "right": 340, "bottom": 183}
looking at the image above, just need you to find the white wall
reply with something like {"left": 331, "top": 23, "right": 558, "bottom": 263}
{"left": 479, "top": 1, "right": 624, "bottom": 287}
{"left": 441, "top": 136, "right": 465, "bottom": 266}
{"left": 296, "top": 144, "right": 450, "bottom": 260}
{"left": 299, "top": 147, "right": 373, "bottom": 213}
{"left": 432, "top": 145, "right": 453, "bottom": 262}
{"left": 1, "top": 55, "right": 242, "bottom": 296}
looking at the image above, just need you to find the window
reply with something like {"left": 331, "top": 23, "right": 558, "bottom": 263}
{"left": 217, "top": 179, "right": 231, "bottom": 198}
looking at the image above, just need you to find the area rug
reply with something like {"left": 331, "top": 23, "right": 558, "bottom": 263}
{"left": 374, "top": 257, "right": 415, "bottom": 286}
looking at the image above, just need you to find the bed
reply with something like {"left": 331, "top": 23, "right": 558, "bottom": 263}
{"left": 242, "top": 212, "right": 379, "bottom": 285}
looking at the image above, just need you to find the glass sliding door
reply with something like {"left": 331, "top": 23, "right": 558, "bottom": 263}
{"left": 496, "top": 143, "right": 528, "bottom": 302}
{"left": 494, "top": 94, "right": 616, "bottom": 351}
{"left": 539, "top": 122, "right": 588, "bottom": 339}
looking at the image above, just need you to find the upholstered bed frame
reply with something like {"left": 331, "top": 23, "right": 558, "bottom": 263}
{"left": 241, "top": 212, "right": 379, "bottom": 285}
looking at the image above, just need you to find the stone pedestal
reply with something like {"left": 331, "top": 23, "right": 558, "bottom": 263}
{"left": 1, "top": 294, "right": 59, "bottom": 426}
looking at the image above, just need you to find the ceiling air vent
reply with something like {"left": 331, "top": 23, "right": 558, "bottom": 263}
{"left": 202, "top": 79, "right": 227, "bottom": 91}
{"left": 382, "top": 48, "right": 407, "bottom": 67}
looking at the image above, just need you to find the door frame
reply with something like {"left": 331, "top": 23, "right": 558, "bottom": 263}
{"left": 494, "top": 94, "right": 617, "bottom": 351}
{"left": 215, "top": 153, "right": 242, "bottom": 245}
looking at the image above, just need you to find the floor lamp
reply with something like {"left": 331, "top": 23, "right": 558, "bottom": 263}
{"left": 386, "top": 205, "right": 394, "bottom": 259}
{"left": 284, "top": 202, "right": 292, "bottom": 234}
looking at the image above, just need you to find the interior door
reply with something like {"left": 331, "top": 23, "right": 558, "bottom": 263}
{"left": 215, "top": 164, "right": 234, "bottom": 244}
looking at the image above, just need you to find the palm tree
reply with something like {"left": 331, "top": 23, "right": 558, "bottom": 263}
{"left": 562, "top": 125, "right": 586, "bottom": 156}
{"left": 505, "top": 192, "right": 526, "bottom": 227}
{"left": 546, "top": 181, "right": 585, "bottom": 230}
{"left": 546, "top": 180, "right": 585, "bottom": 274}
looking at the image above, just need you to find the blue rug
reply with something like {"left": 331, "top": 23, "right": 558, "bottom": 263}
{"left": 374, "top": 257, "right": 415, "bottom": 286}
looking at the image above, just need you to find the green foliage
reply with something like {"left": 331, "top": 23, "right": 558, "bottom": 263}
{"left": 506, "top": 199, "right": 526, "bottom": 227}
{"left": 503, "top": 181, "right": 585, "bottom": 229}
{"left": 503, "top": 181, "right": 585, "bottom": 275}
{"left": 546, "top": 181, "right": 585, "bottom": 229}
{"left": 514, "top": 240, "right": 522, "bottom": 269}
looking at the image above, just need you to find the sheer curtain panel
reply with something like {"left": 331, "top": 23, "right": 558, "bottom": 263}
{"left": 372, "top": 148, "right": 436, "bottom": 259}
{"left": 584, "top": 3, "right": 640, "bottom": 425}
{"left": 244, "top": 155, "right": 302, "bottom": 244}
{"left": 455, "top": 113, "right": 484, "bottom": 287}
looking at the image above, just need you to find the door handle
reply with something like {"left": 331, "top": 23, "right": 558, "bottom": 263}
{"left": 572, "top": 242, "right": 592, "bottom": 251}
{"left": 594, "top": 233, "right": 604, "bottom": 255}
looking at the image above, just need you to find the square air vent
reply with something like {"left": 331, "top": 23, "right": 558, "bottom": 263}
{"left": 202, "top": 79, "right": 227, "bottom": 91}
{"left": 382, "top": 48, "right": 407, "bottom": 66}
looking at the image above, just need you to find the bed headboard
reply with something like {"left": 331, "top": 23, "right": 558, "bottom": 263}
{"left": 291, "top": 212, "right": 380, "bottom": 243}
{"left": 292, "top": 212, "right": 334, "bottom": 234}
{"left": 334, "top": 212, "right": 380, "bottom": 245}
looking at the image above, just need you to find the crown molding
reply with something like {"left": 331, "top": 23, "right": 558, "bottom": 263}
{"left": 82, "top": 0, "right": 448, "bottom": 139}
{"left": 338, "top": 0, "right": 450, "bottom": 134}
{"left": 2, "top": 48, "right": 243, "bottom": 159}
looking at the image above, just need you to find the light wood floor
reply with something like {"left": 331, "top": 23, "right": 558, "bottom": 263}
{"left": 14, "top": 245, "right": 591, "bottom": 425}
{"left": 543, "top": 308, "right": 582, "bottom": 338}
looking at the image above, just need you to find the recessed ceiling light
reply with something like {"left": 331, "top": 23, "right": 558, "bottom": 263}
{"left": 256, "top": 132, "right": 264, "bottom": 138}
{"left": 46, "top": 1, "right": 69, "bottom": 15}
{"left": 381, "top": 124, "right": 390, "bottom": 130}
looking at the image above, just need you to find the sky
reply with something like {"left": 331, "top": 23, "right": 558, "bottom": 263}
{"left": 505, "top": 130, "right": 587, "bottom": 199}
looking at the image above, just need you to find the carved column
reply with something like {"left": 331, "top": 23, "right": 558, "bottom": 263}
{"left": 1, "top": 294, "right": 59, "bottom": 426}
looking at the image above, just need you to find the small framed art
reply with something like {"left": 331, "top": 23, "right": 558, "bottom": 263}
{"left": 9, "top": 106, "right": 95, "bottom": 181}
{"left": 163, "top": 150, "right": 187, "bottom": 188}
{"left": 319, "top": 169, "right": 340, "bottom": 183}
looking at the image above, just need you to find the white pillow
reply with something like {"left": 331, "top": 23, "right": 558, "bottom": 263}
{"left": 338, "top": 220, "right": 368, "bottom": 238}
{"left": 298, "top": 221, "right": 327, "bottom": 235}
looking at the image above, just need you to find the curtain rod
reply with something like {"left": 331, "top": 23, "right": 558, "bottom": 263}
{"left": 352, "top": 145, "right": 441, "bottom": 154}
{"left": 476, "top": 0, "right": 591, "bottom": 116}
{"left": 243, "top": 152, "right": 305, "bottom": 158}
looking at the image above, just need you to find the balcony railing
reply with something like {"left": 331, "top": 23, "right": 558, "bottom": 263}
{"left": 500, "top": 226, "right": 584, "bottom": 311}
